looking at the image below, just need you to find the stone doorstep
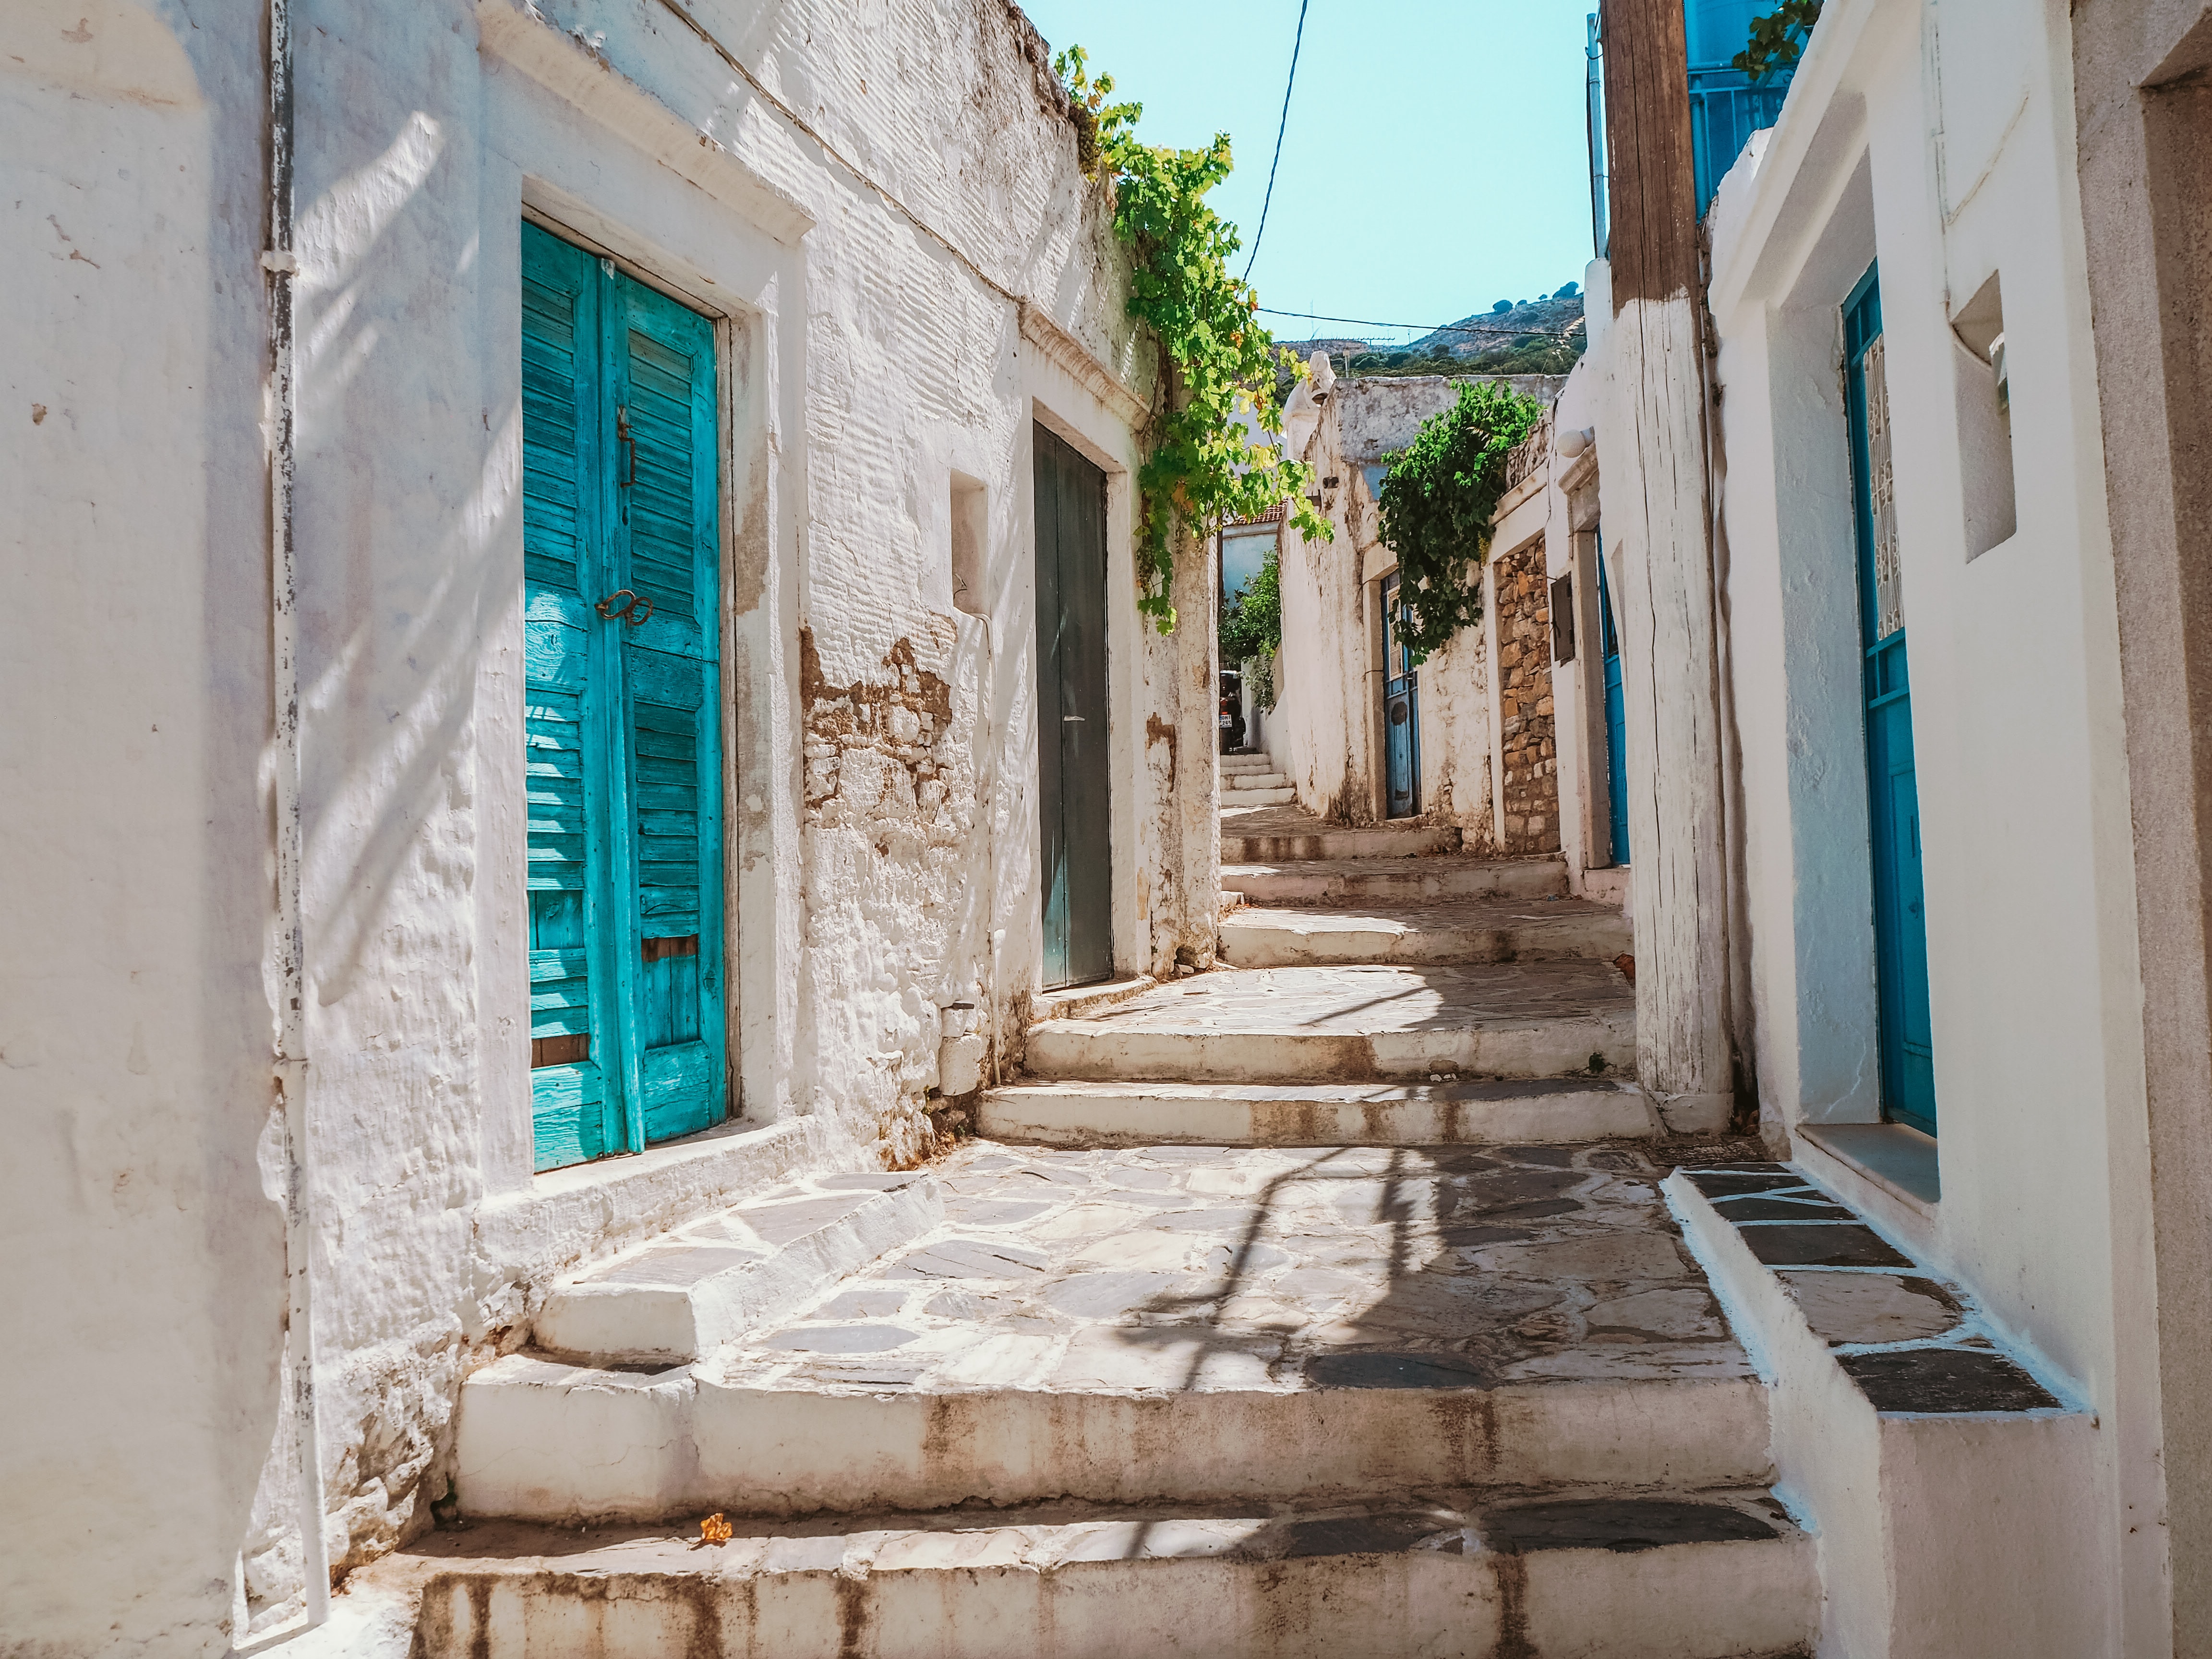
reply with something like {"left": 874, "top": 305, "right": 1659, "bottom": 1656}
{"left": 453, "top": 1358, "right": 1773, "bottom": 1521}
{"left": 1223, "top": 855, "right": 1569, "bottom": 905}
{"left": 533, "top": 1173, "right": 945, "bottom": 1363}
{"left": 1218, "top": 899, "right": 1631, "bottom": 970}
{"left": 976, "top": 1079, "right": 1660, "bottom": 1146}
{"left": 1665, "top": 1167, "right": 2068, "bottom": 1411}
{"left": 1030, "top": 974, "right": 1159, "bottom": 1023}
{"left": 367, "top": 1494, "right": 1817, "bottom": 1659}
{"left": 1663, "top": 1166, "right": 2100, "bottom": 1658}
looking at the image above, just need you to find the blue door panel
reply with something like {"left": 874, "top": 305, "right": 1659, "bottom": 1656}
{"left": 1598, "top": 543, "right": 1629, "bottom": 865}
{"left": 1846, "top": 266, "right": 1937, "bottom": 1136}
{"left": 522, "top": 221, "right": 725, "bottom": 1169}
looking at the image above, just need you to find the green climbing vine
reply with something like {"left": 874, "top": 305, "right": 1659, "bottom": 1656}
{"left": 1375, "top": 379, "right": 1544, "bottom": 658}
{"left": 1058, "top": 48, "right": 1331, "bottom": 631}
{"left": 1732, "top": 0, "right": 1821, "bottom": 80}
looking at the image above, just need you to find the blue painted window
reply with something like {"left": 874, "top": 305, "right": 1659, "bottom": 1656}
{"left": 522, "top": 223, "right": 726, "bottom": 1171}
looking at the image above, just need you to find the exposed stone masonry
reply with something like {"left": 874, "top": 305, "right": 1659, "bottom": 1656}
{"left": 1491, "top": 540, "right": 1560, "bottom": 852}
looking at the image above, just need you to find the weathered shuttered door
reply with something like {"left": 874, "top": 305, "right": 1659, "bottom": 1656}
{"left": 1845, "top": 265, "right": 1936, "bottom": 1136}
{"left": 522, "top": 222, "right": 726, "bottom": 1171}
{"left": 1034, "top": 425, "right": 1111, "bottom": 989}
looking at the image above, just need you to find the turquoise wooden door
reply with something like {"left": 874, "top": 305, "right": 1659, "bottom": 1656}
{"left": 522, "top": 222, "right": 725, "bottom": 1170}
{"left": 1597, "top": 538, "right": 1630, "bottom": 865}
{"left": 1845, "top": 266, "right": 1936, "bottom": 1135}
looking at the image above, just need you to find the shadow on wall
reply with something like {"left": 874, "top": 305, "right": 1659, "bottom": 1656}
{"left": 3, "top": 3, "right": 297, "bottom": 1655}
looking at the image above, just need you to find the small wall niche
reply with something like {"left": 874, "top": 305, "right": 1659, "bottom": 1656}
{"left": 950, "top": 471, "right": 988, "bottom": 617}
{"left": 1949, "top": 270, "right": 2018, "bottom": 561}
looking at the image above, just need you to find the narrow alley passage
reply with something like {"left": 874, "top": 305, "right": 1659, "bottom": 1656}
{"left": 349, "top": 751, "right": 1839, "bottom": 1656}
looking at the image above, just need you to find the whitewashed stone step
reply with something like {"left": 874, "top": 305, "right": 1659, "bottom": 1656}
{"left": 457, "top": 1144, "right": 1762, "bottom": 1523}
{"left": 1225, "top": 771, "right": 1290, "bottom": 791}
{"left": 1222, "top": 817, "right": 1462, "bottom": 862}
{"left": 388, "top": 1491, "right": 1817, "bottom": 1659}
{"left": 1221, "top": 898, "right": 1631, "bottom": 969}
{"left": 1022, "top": 962, "right": 1636, "bottom": 1083}
{"left": 1224, "top": 855, "right": 1568, "bottom": 904}
{"left": 533, "top": 1171, "right": 943, "bottom": 1363}
{"left": 1665, "top": 1163, "right": 2097, "bottom": 1655}
{"left": 1220, "top": 752, "right": 1275, "bottom": 771}
{"left": 978, "top": 1078, "right": 1657, "bottom": 1145}
{"left": 1221, "top": 785, "right": 1296, "bottom": 806}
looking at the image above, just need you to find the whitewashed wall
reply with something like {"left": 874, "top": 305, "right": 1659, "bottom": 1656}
{"left": 1705, "top": 0, "right": 2161, "bottom": 1645}
{"left": 0, "top": 0, "right": 1166, "bottom": 1649}
{"left": 2, "top": 4, "right": 281, "bottom": 1654}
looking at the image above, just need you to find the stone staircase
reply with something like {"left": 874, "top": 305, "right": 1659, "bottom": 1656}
{"left": 1220, "top": 747, "right": 1294, "bottom": 808}
{"left": 314, "top": 796, "right": 2081, "bottom": 1657}
{"left": 336, "top": 802, "right": 1828, "bottom": 1657}
{"left": 365, "top": 1143, "right": 1816, "bottom": 1659}
{"left": 992, "top": 801, "right": 1646, "bottom": 1148}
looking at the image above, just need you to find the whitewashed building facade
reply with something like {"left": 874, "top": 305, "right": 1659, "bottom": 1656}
{"left": 1582, "top": 0, "right": 2201, "bottom": 1646}
{"left": 1, "top": 0, "right": 1215, "bottom": 1648}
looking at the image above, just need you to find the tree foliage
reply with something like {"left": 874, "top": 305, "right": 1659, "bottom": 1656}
{"left": 1218, "top": 544, "right": 1282, "bottom": 666}
{"left": 1375, "top": 380, "right": 1544, "bottom": 657}
{"left": 1058, "top": 48, "right": 1331, "bottom": 631}
{"left": 1732, "top": 0, "right": 1821, "bottom": 80}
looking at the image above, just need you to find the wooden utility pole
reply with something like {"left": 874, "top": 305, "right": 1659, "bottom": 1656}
{"left": 1595, "top": 0, "right": 1737, "bottom": 1130}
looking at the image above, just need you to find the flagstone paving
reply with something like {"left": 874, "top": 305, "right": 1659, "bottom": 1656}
{"left": 697, "top": 1138, "right": 1745, "bottom": 1396}
{"left": 1051, "top": 961, "right": 1634, "bottom": 1038}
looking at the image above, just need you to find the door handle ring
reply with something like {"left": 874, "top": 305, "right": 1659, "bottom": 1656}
{"left": 595, "top": 589, "right": 654, "bottom": 627}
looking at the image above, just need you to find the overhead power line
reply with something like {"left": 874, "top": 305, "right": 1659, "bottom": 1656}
{"left": 1240, "top": 0, "right": 1311, "bottom": 282}
{"left": 1256, "top": 305, "right": 1586, "bottom": 342}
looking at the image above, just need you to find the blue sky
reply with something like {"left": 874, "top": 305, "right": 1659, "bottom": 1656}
{"left": 1016, "top": 0, "right": 1603, "bottom": 349}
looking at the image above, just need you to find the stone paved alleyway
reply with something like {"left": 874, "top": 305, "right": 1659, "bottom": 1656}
{"left": 383, "top": 787, "right": 1828, "bottom": 1656}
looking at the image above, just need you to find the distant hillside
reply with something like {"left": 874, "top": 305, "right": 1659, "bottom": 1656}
{"left": 1273, "top": 287, "right": 1588, "bottom": 381}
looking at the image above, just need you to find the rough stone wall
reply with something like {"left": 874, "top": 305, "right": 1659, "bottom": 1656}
{"left": 1493, "top": 539, "right": 1561, "bottom": 851}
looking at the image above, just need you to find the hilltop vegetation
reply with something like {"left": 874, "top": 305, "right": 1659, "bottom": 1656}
{"left": 1278, "top": 285, "right": 1587, "bottom": 379}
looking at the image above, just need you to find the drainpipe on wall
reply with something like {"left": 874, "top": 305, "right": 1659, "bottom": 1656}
{"left": 264, "top": 0, "right": 331, "bottom": 1627}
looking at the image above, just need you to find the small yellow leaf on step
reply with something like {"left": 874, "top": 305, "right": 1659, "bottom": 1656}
{"left": 700, "top": 1512, "right": 733, "bottom": 1545}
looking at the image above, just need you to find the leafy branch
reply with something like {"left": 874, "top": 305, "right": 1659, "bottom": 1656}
{"left": 1732, "top": 0, "right": 1820, "bottom": 81}
{"left": 1058, "top": 47, "right": 1332, "bottom": 631}
{"left": 1375, "top": 380, "right": 1543, "bottom": 657}
{"left": 1219, "top": 543, "right": 1282, "bottom": 666}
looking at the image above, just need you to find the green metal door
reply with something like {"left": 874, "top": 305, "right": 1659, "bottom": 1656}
{"left": 1034, "top": 425, "right": 1111, "bottom": 989}
{"left": 522, "top": 222, "right": 726, "bottom": 1170}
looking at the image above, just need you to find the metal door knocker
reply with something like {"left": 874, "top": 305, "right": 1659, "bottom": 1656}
{"left": 595, "top": 589, "right": 654, "bottom": 627}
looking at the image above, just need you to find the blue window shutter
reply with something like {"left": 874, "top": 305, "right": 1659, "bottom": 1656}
{"left": 521, "top": 223, "right": 624, "bottom": 1171}
{"left": 608, "top": 278, "right": 726, "bottom": 1146}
